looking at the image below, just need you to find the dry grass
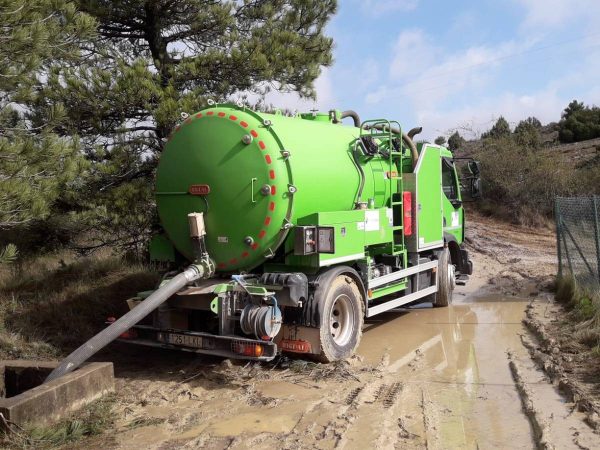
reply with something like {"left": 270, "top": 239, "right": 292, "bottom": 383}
{"left": 0, "top": 395, "right": 116, "bottom": 450}
{"left": 0, "top": 250, "right": 159, "bottom": 359}
{"left": 555, "top": 275, "right": 600, "bottom": 349}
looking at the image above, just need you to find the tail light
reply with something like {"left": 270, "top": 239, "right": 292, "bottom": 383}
{"left": 403, "top": 191, "right": 413, "bottom": 236}
{"left": 232, "top": 342, "right": 264, "bottom": 357}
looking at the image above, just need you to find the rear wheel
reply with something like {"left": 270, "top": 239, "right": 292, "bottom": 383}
{"left": 317, "top": 275, "right": 364, "bottom": 362}
{"left": 433, "top": 248, "right": 455, "bottom": 307}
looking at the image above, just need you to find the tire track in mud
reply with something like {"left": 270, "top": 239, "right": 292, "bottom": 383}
{"left": 326, "top": 354, "right": 426, "bottom": 449}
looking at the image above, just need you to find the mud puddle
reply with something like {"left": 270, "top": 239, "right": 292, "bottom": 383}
{"left": 354, "top": 291, "right": 536, "bottom": 449}
{"left": 101, "top": 287, "right": 557, "bottom": 450}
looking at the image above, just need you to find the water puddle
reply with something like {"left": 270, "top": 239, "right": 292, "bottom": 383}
{"left": 354, "top": 291, "right": 536, "bottom": 449}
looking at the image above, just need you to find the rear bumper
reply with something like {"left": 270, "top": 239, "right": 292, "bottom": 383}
{"left": 117, "top": 325, "right": 277, "bottom": 361}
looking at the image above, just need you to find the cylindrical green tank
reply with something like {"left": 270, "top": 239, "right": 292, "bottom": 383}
{"left": 155, "top": 104, "right": 401, "bottom": 271}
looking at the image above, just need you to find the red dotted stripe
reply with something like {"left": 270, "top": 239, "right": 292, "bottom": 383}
{"left": 190, "top": 109, "right": 280, "bottom": 269}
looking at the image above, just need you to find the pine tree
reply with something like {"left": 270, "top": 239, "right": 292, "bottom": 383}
{"left": 514, "top": 117, "right": 542, "bottom": 148}
{"left": 447, "top": 131, "right": 465, "bottom": 152}
{"left": 27, "top": 0, "right": 338, "bottom": 252}
{"left": 0, "top": 1, "right": 95, "bottom": 230}
{"left": 482, "top": 116, "right": 511, "bottom": 139}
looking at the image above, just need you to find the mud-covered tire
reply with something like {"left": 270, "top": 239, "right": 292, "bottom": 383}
{"left": 433, "top": 248, "right": 454, "bottom": 307}
{"left": 316, "top": 275, "right": 364, "bottom": 363}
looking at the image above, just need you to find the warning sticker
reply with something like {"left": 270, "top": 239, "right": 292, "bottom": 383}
{"left": 365, "top": 210, "right": 379, "bottom": 232}
{"left": 386, "top": 208, "right": 393, "bottom": 226}
{"left": 217, "top": 236, "right": 228, "bottom": 243}
{"left": 451, "top": 211, "right": 460, "bottom": 227}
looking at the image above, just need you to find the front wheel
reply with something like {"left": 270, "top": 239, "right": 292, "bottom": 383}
{"left": 433, "top": 248, "right": 455, "bottom": 307}
{"left": 317, "top": 275, "right": 364, "bottom": 362}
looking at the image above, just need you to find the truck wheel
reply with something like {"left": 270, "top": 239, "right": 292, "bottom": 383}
{"left": 433, "top": 248, "right": 455, "bottom": 307}
{"left": 317, "top": 275, "right": 364, "bottom": 362}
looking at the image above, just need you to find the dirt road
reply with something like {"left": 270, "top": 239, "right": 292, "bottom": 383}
{"left": 84, "top": 216, "right": 599, "bottom": 450}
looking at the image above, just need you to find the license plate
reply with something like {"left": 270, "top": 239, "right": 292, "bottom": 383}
{"left": 161, "top": 333, "right": 203, "bottom": 348}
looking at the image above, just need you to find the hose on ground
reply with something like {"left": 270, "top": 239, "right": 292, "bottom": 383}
{"left": 44, "top": 265, "right": 204, "bottom": 383}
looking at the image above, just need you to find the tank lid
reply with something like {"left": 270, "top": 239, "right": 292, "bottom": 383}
{"left": 300, "top": 111, "right": 334, "bottom": 122}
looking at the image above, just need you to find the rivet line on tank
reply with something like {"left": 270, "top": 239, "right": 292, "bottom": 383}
{"left": 195, "top": 113, "right": 203, "bottom": 118}
{"left": 241, "top": 251, "right": 249, "bottom": 258}
{"left": 207, "top": 111, "right": 214, "bottom": 116}
{"left": 251, "top": 243, "right": 259, "bottom": 250}
{"left": 229, "top": 115, "right": 237, "bottom": 121}
{"left": 269, "top": 170, "right": 275, "bottom": 180}
{"left": 185, "top": 118, "right": 192, "bottom": 124}
{"left": 265, "top": 155, "right": 272, "bottom": 164}
{"left": 270, "top": 185, "right": 276, "bottom": 195}
{"left": 264, "top": 216, "right": 271, "bottom": 226}
{"left": 250, "top": 130, "right": 258, "bottom": 138}
{"left": 240, "top": 121, "right": 248, "bottom": 128}
{"left": 269, "top": 202, "right": 275, "bottom": 211}
{"left": 217, "top": 262, "right": 226, "bottom": 269}
{"left": 258, "top": 141, "right": 266, "bottom": 150}
{"left": 229, "top": 258, "right": 238, "bottom": 264}
{"left": 259, "top": 230, "right": 266, "bottom": 239}
{"left": 218, "top": 112, "right": 226, "bottom": 117}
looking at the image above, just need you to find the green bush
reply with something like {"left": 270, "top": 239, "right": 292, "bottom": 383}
{"left": 558, "top": 100, "right": 600, "bottom": 143}
{"left": 473, "top": 135, "right": 576, "bottom": 225}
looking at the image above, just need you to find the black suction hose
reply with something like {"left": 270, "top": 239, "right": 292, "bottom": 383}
{"left": 44, "top": 265, "right": 205, "bottom": 383}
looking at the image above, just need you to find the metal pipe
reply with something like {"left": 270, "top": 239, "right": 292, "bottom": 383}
{"left": 367, "top": 123, "right": 420, "bottom": 170}
{"left": 408, "top": 127, "right": 423, "bottom": 140}
{"left": 333, "top": 110, "right": 361, "bottom": 128}
{"left": 44, "top": 264, "right": 206, "bottom": 383}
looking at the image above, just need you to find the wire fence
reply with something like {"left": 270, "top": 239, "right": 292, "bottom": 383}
{"left": 556, "top": 196, "right": 600, "bottom": 291}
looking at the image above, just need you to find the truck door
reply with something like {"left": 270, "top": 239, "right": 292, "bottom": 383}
{"left": 441, "top": 157, "right": 463, "bottom": 241}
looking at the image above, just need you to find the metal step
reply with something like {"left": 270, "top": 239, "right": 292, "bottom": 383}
{"left": 456, "top": 274, "right": 469, "bottom": 286}
{"left": 368, "top": 260, "right": 438, "bottom": 289}
{"left": 366, "top": 284, "right": 438, "bottom": 317}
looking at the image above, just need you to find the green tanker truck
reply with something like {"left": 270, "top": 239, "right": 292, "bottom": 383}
{"left": 46, "top": 103, "right": 481, "bottom": 381}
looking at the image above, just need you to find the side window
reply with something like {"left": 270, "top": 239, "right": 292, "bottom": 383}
{"left": 442, "top": 159, "right": 458, "bottom": 201}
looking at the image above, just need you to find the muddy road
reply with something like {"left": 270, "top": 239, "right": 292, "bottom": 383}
{"left": 85, "top": 216, "right": 599, "bottom": 450}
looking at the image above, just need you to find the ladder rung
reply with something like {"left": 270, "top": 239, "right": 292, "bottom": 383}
{"left": 391, "top": 201, "right": 403, "bottom": 205}
{"left": 391, "top": 226, "right": 403, "bottom": 230}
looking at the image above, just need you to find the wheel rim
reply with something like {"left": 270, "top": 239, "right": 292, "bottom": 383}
{"left": 330, "top": 294, "right": 354, "bottom": 346}
{"left": 448, "top": 263, "right": 456, "bottom": 290}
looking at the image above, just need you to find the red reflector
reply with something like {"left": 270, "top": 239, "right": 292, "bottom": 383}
{"left": 403, "top": 191, "right": 413, "bottom": 236}
{"left": 189, "top": 184, "right": 210, "bottom": 195}
{"left": 119, "top": 329, "right": 137, "bottom": 339}
{"left": 281, "top": 339, "right": 312, "bottom": 354}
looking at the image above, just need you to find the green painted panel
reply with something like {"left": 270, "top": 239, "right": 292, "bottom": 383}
{"left": 416, "top": 145, "right": 443, "bottom": 248}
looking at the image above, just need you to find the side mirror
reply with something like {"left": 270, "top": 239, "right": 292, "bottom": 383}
{"left": 468, "top": 160, "right": 481, "bottom": 176}
{"left": 456, "top": 158, "right": 482, "bottom": 201}
{"left": 470, "top": 177, "right": 482, "bottom": 199}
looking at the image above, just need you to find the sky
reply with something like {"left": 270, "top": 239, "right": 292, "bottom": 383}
{"left": 260, "top": 0, "right": 600, "bottom": 140}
